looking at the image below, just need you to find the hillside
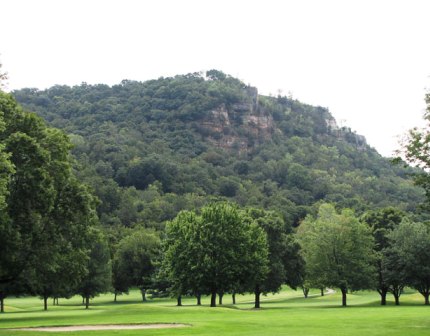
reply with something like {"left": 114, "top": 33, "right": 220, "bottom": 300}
{"left": 12, "top": 70, "right": 424, "bottom": 228}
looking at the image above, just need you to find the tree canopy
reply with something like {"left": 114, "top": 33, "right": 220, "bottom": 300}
{"left": 297, "top": 203, "right": 375, "bottom": 306}
{"left": 0, "top": 91, "right": 99, "bottom": 311}
{"left": 163, "top": 202, "right": 269, "bottom": 307}
{"left": 12, "top": 72, "right": 424, "bottom": 231}
{"left": 385, "top": 219, "right": 430, "bottom": 305}
{"left": 112, "top": 227, "right": 161, "bottom": 302}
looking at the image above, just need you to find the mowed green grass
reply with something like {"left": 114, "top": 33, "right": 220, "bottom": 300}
{"left": 0, "top": 288, "right": 429, "bottom": 336}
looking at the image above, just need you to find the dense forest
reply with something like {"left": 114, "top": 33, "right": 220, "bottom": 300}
{"left": 12, "top": 70, "right": 424, "bottom": 230}
{"left": 2, "top": 69, "right": 430, "bottom": 311}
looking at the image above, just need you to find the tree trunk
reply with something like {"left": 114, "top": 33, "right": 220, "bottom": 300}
{"left": 254, "top": 284, "right": 261, "bottom": 309}
{"left": 320, "top": 288, "right": 324, "bottom": 296}
{"left": 210, "top": 290, "right": 217, "bottom": 307}
{"left": 177, "top": 295, "right": 182, "bottom": 306}
{"left": 85, "top": 295, "right": 90, "bottom": 309}
{"left": 114, "top": 292, "right": 117, "bottom": 302}
{"left": 0, "top": 297, "right": 4, "bottom": 313}
{"left": 43, "top": 295, "right": 48, "bottom": 311}
{"left": 218, "top": 292, "right": 223, "bottom": 305}
{"left": 390, "top": 285, "right": 403, "bottom": 306}
{"left": 82, "top": 296, "right": 85, "bottom": 305}
{"left": 141, "top": 289, "right": 146, "bottom": 302}
{"left": 302, "top": 286, "right": 309, "bottom": 298}
{"left": 424, "top": 293, "right": 429, "bottom": 305}
{"left": 394, "top": 294, "right": 400, "bottom": 305}
{"left": 341, "top": 287, "right": 347, "bottom": 307}
{"left": 379, "top": 288, "right": 388, "bottom": 306}
{"left": 232, "top": 292, "right": 236, "bottom": 304}
{"left": 196, "top": 294, "right": 201, "bottom": 306}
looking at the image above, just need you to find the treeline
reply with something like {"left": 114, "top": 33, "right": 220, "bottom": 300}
{"left": 113, "top": 201, "right": 430, "bottom": 309}
{"left": 161, "top": 202, "right": 430, "bottom": 308}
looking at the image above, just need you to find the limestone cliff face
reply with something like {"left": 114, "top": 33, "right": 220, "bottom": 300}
{"left": 199, "top": 87, "right": 275, "bottom": 152}
{"left": 198, "top": 85, "right": 367, "bottom": 153}
{"left": 325, "top": 115, "right": 367, "bottom": 150}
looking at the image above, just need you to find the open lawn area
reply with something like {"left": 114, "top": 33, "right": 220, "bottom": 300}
{"left": 0, "top": 288, "right": 429, "bottom": 336}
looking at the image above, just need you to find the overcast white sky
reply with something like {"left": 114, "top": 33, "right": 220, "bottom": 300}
{"left": 2, "top": 0, "right": 430, "bottom": 157}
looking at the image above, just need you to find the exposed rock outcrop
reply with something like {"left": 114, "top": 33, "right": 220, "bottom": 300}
{"left": 199, "top": 87, "right": 275, "bottom": 152}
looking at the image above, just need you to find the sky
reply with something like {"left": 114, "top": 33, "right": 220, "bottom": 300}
{"left": 1, "top": 0, "right": 430, "bottom": 157}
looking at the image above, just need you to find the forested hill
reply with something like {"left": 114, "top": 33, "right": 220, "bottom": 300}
{"left": 13, "top": 70, "right": 424, "bottom": 228}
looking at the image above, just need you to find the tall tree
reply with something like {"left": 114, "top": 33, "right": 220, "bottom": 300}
{"left": 163, "top": 202, "right": 269, "bottom": 307}
{"left": 77, "top": 228, "right": 112, "bottom": 309}
{"left": 199, "top": 203, "right": 268, "bottom": 307}
{"left": 0, "top": 99, "right": 14, "bottom": 313}
{"left": 112, "top": 227, "right": 161, "bottom": 302}
{"left": 361, "top": 207, "right": 405, "bottom": 305}
{"left": 385, "top": 219, "right": 430, "bottom": 305}
{"left": 0, "top": 92, "right": 97, "bottom": 311}
{"left": 240, "top": 212, "right": 269, "bottom": 308}
{"left": 246, "top": 208, "right": 303, "bottom": 307}
{"left": 163, "top": 210, "right": 204, "bottom": 304}
{"left": 27, "top": 177, "right": 97, "bottom": 310}
{"left": 297, "top": 204, "right": 375, "bottom": 306}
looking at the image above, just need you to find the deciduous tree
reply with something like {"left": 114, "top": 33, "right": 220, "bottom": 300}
{"left": 113, "top": 227, "right": 161, "bottom": 302}
{"left": 77, "top": 228, "right": 112, "bottom": 309}
{"left": 163, "top": 202, "right": 269, "bottom": 307}
{"left": 361, "top": 207, "right": 404, "bottom": 305}
{"left": 385, "top": 219, "right": 430, "bottom": 305}
{"left": 297, "top": 204, "right": 375, "bottom": 306}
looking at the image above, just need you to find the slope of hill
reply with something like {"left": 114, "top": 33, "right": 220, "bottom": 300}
{"left": 12, "top": 70, "right": 424, "bottom": 228}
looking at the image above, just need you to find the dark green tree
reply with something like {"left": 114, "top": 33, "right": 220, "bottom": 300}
{"left": 246, "top": 208, "right": 303, "bottom": 307}
{"left": 28, "top": 177, "right": 97, "bottom": 310}
{"left": 163, "top": 210, "right": 204, "bottom": 304}
{"left": 77, "top": 228, "right": 112, "bottom": 309}
{"left": 112, "top": 227, "right": 161, "bottom": 302}
{"left": 361, "top": 207, "right": 405, "bottom": 305}
{"left": 0, "top": 101, "right": 14, "bottom": 313}
{"left": 0, "top": 92, "right": 97, "bottom": 311}
{"left": 199, "top": 203, "right": 268, "bottom": 307}
{"left": 163, "top": 202, "right": 269, "bottom": 307}
{"left": 385, "top": 219, "right": 430, "bottom": 305}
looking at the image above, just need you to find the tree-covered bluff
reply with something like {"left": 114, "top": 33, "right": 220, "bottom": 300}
{"left": 13, "top": 70, "right": 424, "bottom": 228}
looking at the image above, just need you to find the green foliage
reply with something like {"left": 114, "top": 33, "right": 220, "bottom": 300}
{"left": 112, "top": 227, "right": 161, "bottom": 301}
{"left": 78, "top": 228, "right": 112, "bottom": 308}
{"left": 385, "top": 219, "right": 430, "bottom": 304}
{"left": 361, "top": 207, "right": 406, "bottom": 305}
{"left": 12, "top": 72, "right": 424, "bottom": 230}
{"left": 297, "top": 204, "right": 376, "bottom": 306}
{"left": 163, "top": 202, "right": 269, "bottom": 307}
{"left": 246, "top": 208, "right": 304, "bottom": 294}
{"left": 361, "top": 207, "right": 405, "bottom": 252}
{"left": 0, "top": 91, "right": 98, "bottom": 312}
{"left": 396, "top": 90, "right": 430, "bottom": 211}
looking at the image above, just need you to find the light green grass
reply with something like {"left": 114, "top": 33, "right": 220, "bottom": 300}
{"left": 1, "top": 288, "right": 429, "bottom": 336}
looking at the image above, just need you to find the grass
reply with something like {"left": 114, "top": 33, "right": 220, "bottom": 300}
{"left": 0, "top": 288, "right": 429, "bottom": 335}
